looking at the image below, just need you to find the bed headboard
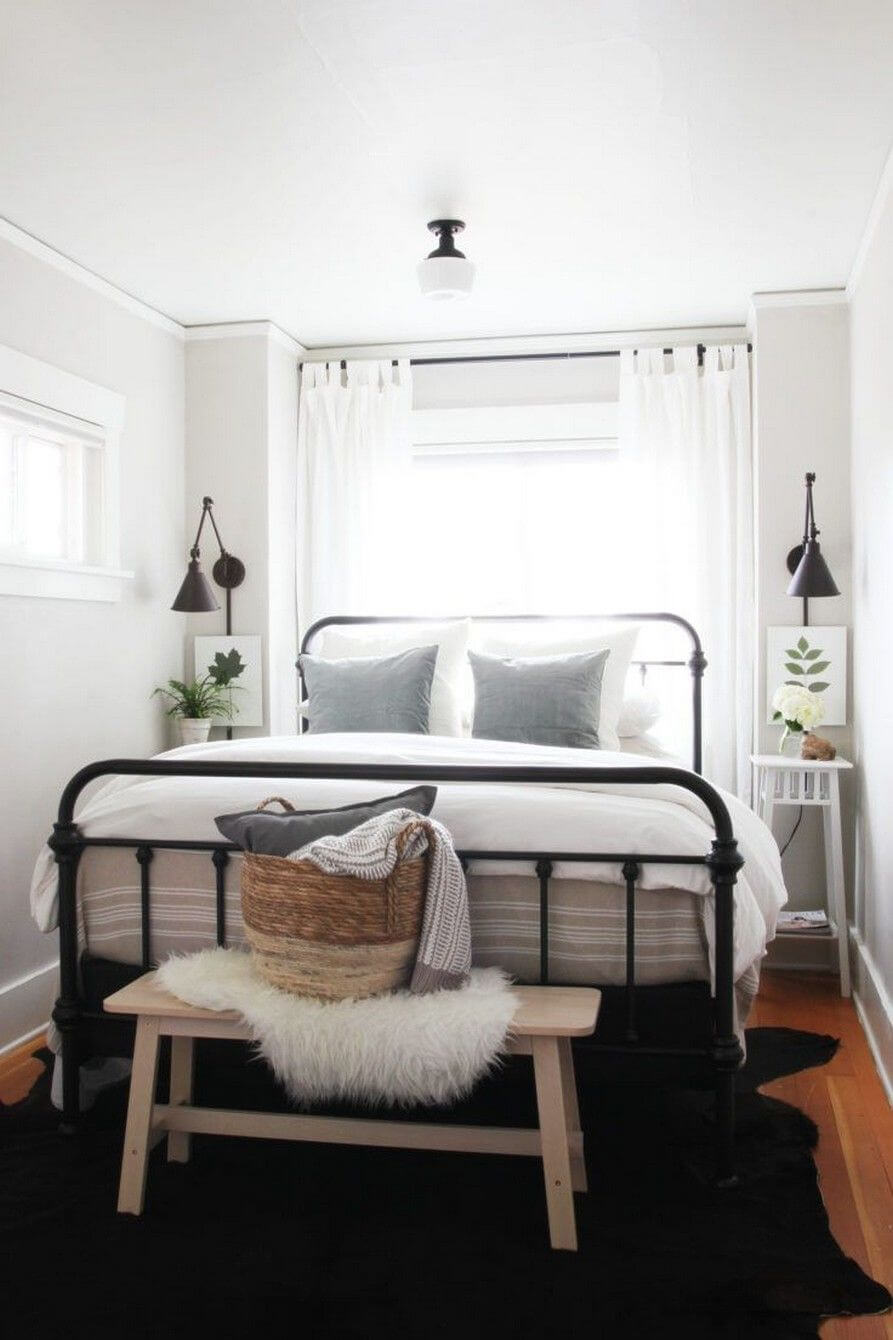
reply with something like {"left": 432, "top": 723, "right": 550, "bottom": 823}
{"left": 298, "top": 613, "right": 706, "bottom": 774}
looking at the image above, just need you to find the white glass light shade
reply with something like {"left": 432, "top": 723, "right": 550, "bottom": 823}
{"left": 417, "top": 256, "right": 475, "bottom": 300}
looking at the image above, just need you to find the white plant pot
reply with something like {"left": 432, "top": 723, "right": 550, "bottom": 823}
{"left": 178, "top": 717, "right": 212, "bottom": 746}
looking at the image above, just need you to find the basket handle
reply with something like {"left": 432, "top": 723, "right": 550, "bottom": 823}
{"left": 386, "top": 820, "right": 429, "bottom": 935}
{"left": 255, "top": 796, "right": 297, "bottom": 813}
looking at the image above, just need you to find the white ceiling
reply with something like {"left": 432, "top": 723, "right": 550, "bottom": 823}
{"left": 1, "top": 1, "right": 892, "bottom": 346}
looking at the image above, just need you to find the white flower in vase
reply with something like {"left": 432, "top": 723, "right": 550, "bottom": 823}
{"left": 771, "top": 683, "right": 826, "bottom": 754}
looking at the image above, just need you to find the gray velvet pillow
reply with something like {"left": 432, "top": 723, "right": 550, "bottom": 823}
{"left": 215, "top": 785, "right": 437, "bottom": 855}
{"left": 299, "top": 645, "right": 438, "bottom": 734}
{"left": 470, "top": 648, "right": 610, "bottom": 749}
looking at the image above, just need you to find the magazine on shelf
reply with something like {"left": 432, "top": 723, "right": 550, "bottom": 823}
{"left": 778, "top": 909, "right": 830, "bottom": 934}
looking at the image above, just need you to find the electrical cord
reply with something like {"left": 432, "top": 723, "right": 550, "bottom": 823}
{"left": 778, "top": 805, "right": 804, "bottom": 859}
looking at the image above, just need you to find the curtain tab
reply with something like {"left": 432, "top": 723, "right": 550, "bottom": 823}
{"left": 674, "top": 346, "right": 698, "bottom": 373}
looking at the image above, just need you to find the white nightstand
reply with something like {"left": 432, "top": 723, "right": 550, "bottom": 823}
{"left": 751, "top": 754, "right": 852, "bottom": 996}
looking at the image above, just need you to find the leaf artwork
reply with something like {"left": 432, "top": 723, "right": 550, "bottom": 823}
{"left": 779, "top": 634, "right": 832, "bottom": 693}
{"left": 208, "top": 648, "right": 246, "bottom": 687}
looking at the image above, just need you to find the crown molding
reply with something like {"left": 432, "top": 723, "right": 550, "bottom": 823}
{"left": 0, "top": 216, "right": 184, "bottom": 338}
{"left": 184, "top": 321, "right": 305, "bottom": 356}
{"left": 749, "top": 289, "right": 848, "bottom": 310}
{"left": 847, "top": 142, "right": 893, "bottom": 299}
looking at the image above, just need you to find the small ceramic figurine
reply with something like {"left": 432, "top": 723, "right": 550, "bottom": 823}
{"left": 801, "top": 732, "right": 836, "bottom": 761}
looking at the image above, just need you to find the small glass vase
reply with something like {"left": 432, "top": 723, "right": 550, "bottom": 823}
{"left": 778, "top": 725, "right": 803, "bottom": 758}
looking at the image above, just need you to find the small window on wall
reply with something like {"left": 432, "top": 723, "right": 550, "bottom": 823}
{"left": 0, "top": 401, "right": 105, "bottom": 565}
{"left": 0, "top": 344, "right": 130, "bottom": 601}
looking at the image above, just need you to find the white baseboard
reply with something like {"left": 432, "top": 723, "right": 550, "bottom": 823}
{"left": 0, "top": 961, "right": 57, "bottom": 1054}
{"left": 850, "top": 928, "right": 893, "bottom": 1106}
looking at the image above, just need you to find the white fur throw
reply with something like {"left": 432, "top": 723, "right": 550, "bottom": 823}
{"left": 156, "top": 948, "right": 516, "bottom": 1108}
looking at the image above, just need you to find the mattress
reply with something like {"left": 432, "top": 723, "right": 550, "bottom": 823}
{"left": 72, "top": 846, "right": 711, "bottom": 987}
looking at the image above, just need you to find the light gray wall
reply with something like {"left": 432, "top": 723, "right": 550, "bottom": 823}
{"left": 266, "top": 338, "right": 299, "bottom": 736}
{"left": 184, "top": 334, "right": 271, "bottom": 734}
{"left": 849, "top": 176, "right": 893, "bottom": 1091}
{"left": 0, "top": 237, "right": 185, "bottom": 1048}
{"left": 184, "top": 331, "right": 299, "bottom": 738}
{"left": 750, "top": 299, "right": 853, "bottom": 967}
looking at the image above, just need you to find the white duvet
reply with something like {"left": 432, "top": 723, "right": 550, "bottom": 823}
{"left": 30, "top": 732, "right": 786, "bottom": 984}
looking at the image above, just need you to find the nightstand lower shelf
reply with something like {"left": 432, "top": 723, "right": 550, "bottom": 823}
{"left": 752, "top": 755, "right": 852, "bottom": 997}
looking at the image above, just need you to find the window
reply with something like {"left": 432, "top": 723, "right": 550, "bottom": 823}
{"left": 406, "top": 400, "right": 647, "bottom": 613}
{"left": 0, "top": 344, "right": 129, "bottom": 601}
{"left": 0, "top": 398, "right": 106, "bottom": 565}
{"left": 404, "top": 395, "right": 691, "bottom": 754}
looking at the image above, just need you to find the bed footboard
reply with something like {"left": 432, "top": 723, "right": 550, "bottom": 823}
{"left": 49, "top": 758, "right": 744, "bottom": 1183}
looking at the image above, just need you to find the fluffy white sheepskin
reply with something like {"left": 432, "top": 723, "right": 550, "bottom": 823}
{"left": 156, "top": 948, "right": 516, "bottom": 1108}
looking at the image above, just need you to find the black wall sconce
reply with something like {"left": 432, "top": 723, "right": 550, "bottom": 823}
{"left": 172, "top": 496, "right": 245, "bottom": 637}
{"left": 172, "top": 497, "right": 245, "bottom": 742}
{"left": 786, "top": 472, "right": 839, "bottom": 626}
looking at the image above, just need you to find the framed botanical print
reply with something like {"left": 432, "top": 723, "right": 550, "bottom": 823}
{"left": 766, "top": 626, "right": 847, "bottom": 725}
{"left": 194, "top": 634, "right": 263, "bottom": 728}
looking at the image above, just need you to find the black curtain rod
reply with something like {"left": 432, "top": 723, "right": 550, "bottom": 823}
{"left": 301, "top": 343, "right": 752, "bottom": 371}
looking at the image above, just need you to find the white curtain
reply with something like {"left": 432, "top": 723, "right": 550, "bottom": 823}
{"left": 618, "top": 345, "right": 753, "bottom": 798}
{"left": 297, "top": 359, "right": 413, "bottom": 632}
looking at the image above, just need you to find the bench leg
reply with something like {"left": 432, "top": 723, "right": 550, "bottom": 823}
{"left": 167, "top": 1036, "right": 194, "bottom": 1164}
{"left": 117, "top": 1016, "right": 161, "bottom": 1215}
{"left": 532, "top": 1036, "right": 578, "bottom": 1251}
{"left": 558, "top": 1037, "right": 587, "bottom": 1193}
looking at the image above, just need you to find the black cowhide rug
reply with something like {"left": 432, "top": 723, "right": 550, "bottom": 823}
{"left": 1, "top": 1028, "right": 889, "bottom": 1338}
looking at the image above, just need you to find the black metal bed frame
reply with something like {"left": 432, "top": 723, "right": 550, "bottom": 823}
{"left": 50, "top": 612, "right": 744, "bottom": 1182}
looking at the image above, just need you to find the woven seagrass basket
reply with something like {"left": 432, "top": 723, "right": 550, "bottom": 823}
{"left": 240, "top": 798, "right": 427, "bottom": 1000}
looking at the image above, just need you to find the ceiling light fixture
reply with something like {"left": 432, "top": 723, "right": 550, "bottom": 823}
{"left": 417, "top": 219, "right": 475, "bottom": 300}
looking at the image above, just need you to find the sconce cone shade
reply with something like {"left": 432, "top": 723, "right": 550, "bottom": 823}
{"left": 171, "top": 559, "right": 220, "bottom": 613}
{"left": 787, "top": 541, "right": 840, "bottom": 599}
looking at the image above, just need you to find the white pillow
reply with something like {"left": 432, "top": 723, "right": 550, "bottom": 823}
{"left": 313, "top": 620, "right": 471, "bottom": 737}
{"left": 471, "top": 623, "right": 640, "bottom": 751}
{"left": 617, "top": 690, "right": 662, "bottom": 738}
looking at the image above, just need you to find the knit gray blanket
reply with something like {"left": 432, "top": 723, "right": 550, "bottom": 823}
{"left": 289, "top": 807, "right": 471, "bottom": 993}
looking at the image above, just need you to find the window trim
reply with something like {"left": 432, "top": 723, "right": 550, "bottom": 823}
{"left": 412, "top": 401, "right": 618, "bottom": 457}
{"left": 0, "top": 343, "right": 132, "bottom": 602}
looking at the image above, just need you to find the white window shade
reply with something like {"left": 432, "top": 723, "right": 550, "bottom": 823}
{"left": 0, "top": 345, "right": 130, "bottom": 602}
{"left": 402, "top": 398, "right": 637, "bottom": 618}
{"left": 413, "top": 401, "right": 618, "bottom": 456}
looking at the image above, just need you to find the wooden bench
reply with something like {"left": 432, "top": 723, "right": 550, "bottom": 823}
{"left": 104, "top": 974, "right": 601, "bottom": 1250}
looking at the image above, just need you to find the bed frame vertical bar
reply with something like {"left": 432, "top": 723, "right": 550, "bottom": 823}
{"left": 48, "top": 820, "right": 85, "bottom": 1132}
{"left": 689, "top": 647, "right": 707, "bottom": 776}
{"left": 136, "top": 846, "right": 153, "bottom": 970}
{"left": 535, "top": 859, "right": 553, "bottom": 985}
{"left": 622, "top": 860, "right": 639, "bottom": 1043}
{"left": 708, "top": 835, "right": 744, "bottom": 1186}
{"left": 212, "top": 848, "right": 229, "bottom": 947}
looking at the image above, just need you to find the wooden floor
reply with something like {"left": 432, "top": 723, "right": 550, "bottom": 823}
{"left": 751, "top": 972, "right": 893, "bottom": 1338}
{"left": 1, "top": 972, "right": 890, "bottom": 1333}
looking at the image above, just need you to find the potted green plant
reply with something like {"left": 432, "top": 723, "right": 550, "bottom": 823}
{"left": 155, "top": 648, "right": 246, "bottom": 745}
{"left": 153, "top": 676, "right": 232, "bottom": 745}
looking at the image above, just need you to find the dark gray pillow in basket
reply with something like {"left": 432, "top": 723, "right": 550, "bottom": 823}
{"left": 298, "top": 645, "right": 438, "bottom": 734}
{"left": 214, "top": 786, "right": 437, "bottom": 856}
